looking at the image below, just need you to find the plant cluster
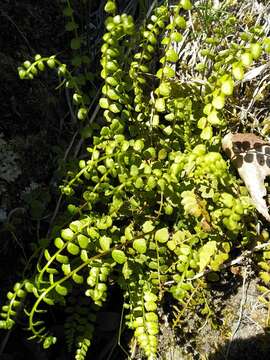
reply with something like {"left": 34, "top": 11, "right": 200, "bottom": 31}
{"left": 1, "top": 0, "right": 270, "bottom": 359}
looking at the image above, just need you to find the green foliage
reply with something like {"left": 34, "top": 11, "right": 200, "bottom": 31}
{"left": 0, "top": 282, "right": 26, "bottom": 330}
{"left": 18, "top": 54, "right": 89, "bottom": 122}
{"left": 125, "top": 279, "right": 159, "bottom": 358}
{"left": 64, "top": 292, "right": 96, "bottom": 357}
{"left": 1, "top": 1, "right": 270, "bottom": 359}
{"left": 256, "top": 230, "right": 270, "bottom": 316}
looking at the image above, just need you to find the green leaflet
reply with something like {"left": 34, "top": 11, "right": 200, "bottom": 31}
{"left": 133, "top": 238, "right": 147, "bottom": 254}
{"left": 154, "top": 228, "right": 169, "bottom": 243}
{"left": 111, "top": 249, "right": 127, "bottom": 264}
{"left": 55, "top": 284, "right": 68, "bottom": 296}
{"left": 199, "top": 241, "right": 217, "bottom": 272}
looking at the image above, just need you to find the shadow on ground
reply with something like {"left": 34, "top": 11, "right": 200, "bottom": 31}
{"left": 209, "top": 330, "right": 270, "bottom": 360}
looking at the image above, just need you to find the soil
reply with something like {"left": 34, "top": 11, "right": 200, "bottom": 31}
{"left": 154, "top": 274, "right": 270, "bottom": 360}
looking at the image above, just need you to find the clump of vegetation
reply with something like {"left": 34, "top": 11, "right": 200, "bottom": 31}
{"left": 1, "top": 0, "right": 270, "bottom": 359}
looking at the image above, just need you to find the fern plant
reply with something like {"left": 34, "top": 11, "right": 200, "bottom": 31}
{"left": 1, "top": 0, "right": 270, "bottom": 359}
